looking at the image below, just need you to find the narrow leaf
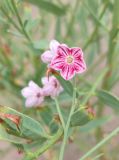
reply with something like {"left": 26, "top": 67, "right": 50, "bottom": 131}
{"left": 24, "top": 0, "right": 67, "bottom": 16}
{"left": 56, "top": 75, "right": 73, "bottom": 96}
{"left": 80, "top": 116, "right": 111, "bottom": 132}
{"left": 97, "top": 90, "right": 119, "bottom": 111}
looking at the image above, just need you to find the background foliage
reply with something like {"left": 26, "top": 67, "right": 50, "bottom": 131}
{"left": 0, "top": 0, "right": 119, "bottom": 160}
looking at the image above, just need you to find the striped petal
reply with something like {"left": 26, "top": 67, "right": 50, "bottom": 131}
{"left": 57, "top": 45, "right": 70, "bottom": 56}
{"left": 71, "top": 47, "right": 82, "bottom": 57}
{"left": 60, "top": 65, "right": 75, "bottom": 80}
{"left": 74, "top": 59, "right": 86, "bottom": 73}
{"left": 50, "top": 55, "right": 65, "bottom": 70}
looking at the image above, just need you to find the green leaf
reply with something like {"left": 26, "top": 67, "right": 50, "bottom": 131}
{"left": 79, "top": 69, "right": 108, "bottom": 107}
{"left": 0, "top": 106, "right": 49, "bottom": 139}
{"left": 77, "top": 3, "right": 88, "bottom": 39}
{"left": 24, "top": 0, "right": 67, "bottom": 16}
{"left": 38, "top": 107, "right": 53, "bottom": 126}
{"left": 97, "top": 90, "right": 119, "bottom": 111}
{"left": 23, "top": 128, "right": 63, "bottom": 160}
{"left": 87, "top": 43, "right": 96, "bottom": 65}
{"left": 86, "top": 0, "right": 99, "bottom": 16}
{"left": 36, "top": 106, "right": 58, "bottom": 134}
{"left": 80, "top": 116, "right": 112, "bottom": 132}
{"left": 56, "top": 75, "right": 73, "bottom": 96}
{"left": 24, "top": 19, "right": 40, "bottom": 32}
{"left": 0, "top": 124, "right": 25, "bottom": 144}
{"left": 22, "top": 138, "right": 46, "bottom": 151}
{"left": 33, "top": 40, "right": 49, "bottom": 50}
{"left": 108, "top": 0, "right": 119, "bottom": 64}
{"left": 113, "top": 0, "right": 119, "bottom": 27}
{"left": 83, "top": 1, "right": 108, "bottom": 31}
{"left": 70, "top": 110, "right": 91, "bottom": 127}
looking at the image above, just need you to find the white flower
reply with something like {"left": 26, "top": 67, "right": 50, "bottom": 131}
{"left": 21, "top": 81, "right": 44, "bottom": 107}
{"left": 41, "top": 39, "right": 67, "bottom": 64}
{"left": 42, "top": 76, "right": 63, "bottom": 98}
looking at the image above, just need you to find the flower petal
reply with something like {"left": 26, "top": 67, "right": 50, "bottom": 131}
{"left": 42, "top": 76, "right": 63, "bottom": 97}
{"left": 41, "top": 50, "right": 53, "bottom": 63}
{"left": 71, "top": 47, "right": 82, "bottom": 57}
{"left": 57, "top": 45, "right": 70, "bottom": 56}
{"left": 74, "top": 60, "right": 86, "bottom": 73}
{"left": 43, "top": 85, "right": 54, "bottom": 96}
{"left": 41, "top": 77, "right": 49, "bottom": 85}
{"left": 21, "top": 87, "right": 35, "bottom": 98}
{"left": 28, "top": 81, "right": 41, "bottom": 92}
{"left": 50, "top": 55, "right": 65, "bottom": 70}
{"left": 35, "top": 97, "right": 44, "bottom": 106}
{"left": 60, "top": 65, "right": 75, "bottom": 80}
{"left": 50, "top": 89, "right": 58, "bottom": 98}
{"left": 49, "top": 40, "right": 60, "bottom": 55}
{"left": 25, "top": 97, "right": 38, "bottom": 107}
{"left": 51, "top": 86, "right": 64, "bottom": 98}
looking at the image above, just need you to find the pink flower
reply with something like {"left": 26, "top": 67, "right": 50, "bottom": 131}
{"left": 42, "top": 76, "right": 63, "bottom": 98}
{"left": 21, "top": 81, "right": 44, "bottom": 107}
{"left": 41, "top": 40, "right": 59, "bottom": 64}
{"left": 41, "top": 40, "right": 67, "bottom": 64}
{"left": 50, "top": 45, "right": 86, "bottom": 80}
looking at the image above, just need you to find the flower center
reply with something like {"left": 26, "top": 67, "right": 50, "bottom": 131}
{"left": 66, "top": 56, "right": 74, "bottom": 64}
{"left": 36, "top": 93, "right": 41, "bottom": 98}
{"left": 54, "top": 80, "right": 58, "bottom": 88}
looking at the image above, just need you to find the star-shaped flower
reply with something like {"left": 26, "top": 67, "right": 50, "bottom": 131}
{"left": 50, "top": 45, "right": 86, "bottom": 80}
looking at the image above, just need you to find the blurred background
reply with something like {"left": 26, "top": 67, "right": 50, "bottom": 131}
{"left": 0, "top": 0, "right": 119, "bottom": 159}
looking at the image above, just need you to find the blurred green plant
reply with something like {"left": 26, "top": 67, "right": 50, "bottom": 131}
{"left": 0, "top": 0, "right": 119, "bottom": 160}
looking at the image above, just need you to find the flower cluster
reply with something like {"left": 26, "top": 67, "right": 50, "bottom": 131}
{"left": 21, "top": 39, "right": 86, "bottom": 107}
{"left": 21, "top": 76, "right": 63, "bottom": 107}
{"left": 41, "top": 40, "right": 86, "bottom": 80}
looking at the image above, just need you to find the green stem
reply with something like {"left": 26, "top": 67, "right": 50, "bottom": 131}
{"left": 84, "top": 54, "right": 106, "bottom": 78}
{"left": 94, "top": 2, "right": 119, "bottom": 159}
{"left": 80, "top": 127, "right": 119, "bottom": 160}
{"left": 0, "top": 7, "right": 21, "bottom": 33}
{"left": 54, "top": 98, "right": 65, "bottom": 130}
{"left": 76, "top": 69, "right": 107, "bottom": 113}
{"left": 24, "top": 128, "right": 63, "bottom": 160}
{"left": 83, "top": 0, "right": 109, "bottom": 50}
{"left": 92, "top": 153, "right": 104, "bottom": 160}
{"left": 83, "top": 1, "right": 109, "bottom": 32}
{"left": 11, "top": 0, "right": 32, "bottom": 43}
{"left": 65, "top": 0, "right": 80, "bottom": 39}
{"left": 59, "top": 79, "right": 77, "bottom": 160}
